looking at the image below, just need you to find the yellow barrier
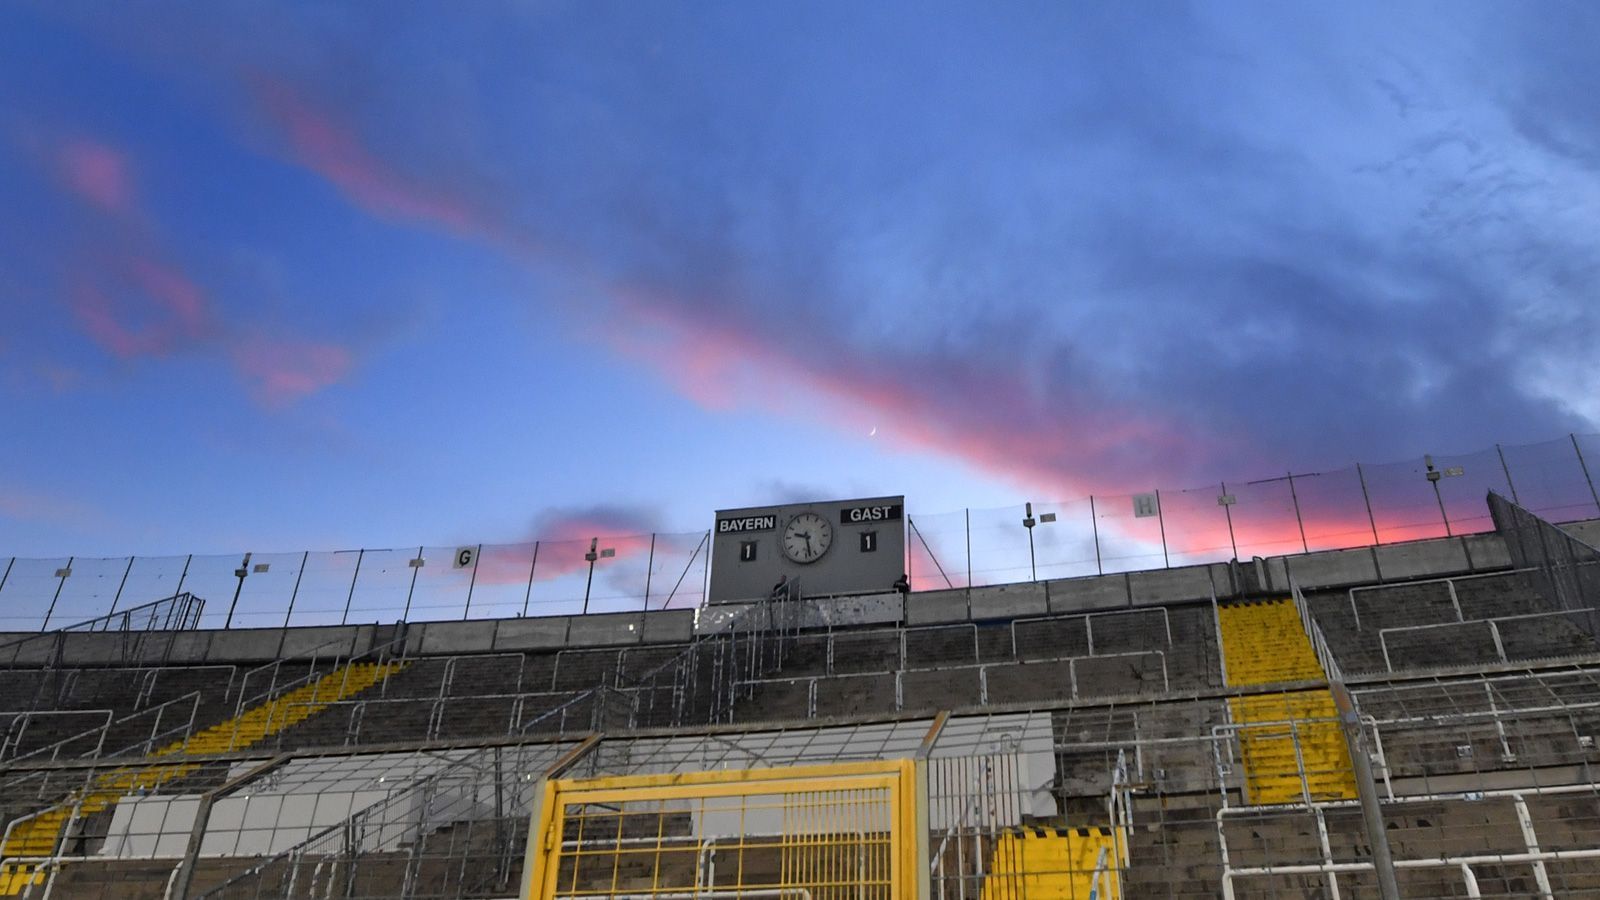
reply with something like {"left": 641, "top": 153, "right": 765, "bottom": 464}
{"left": 526, "top": 761, "right": 919, "bottom": 900}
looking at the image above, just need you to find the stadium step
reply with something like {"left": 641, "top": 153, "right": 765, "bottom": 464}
{"left": 979, "top": 825, "right": 1122, "bottom": 900}
{"left": 0, "top": 660, "right": 405, "bottom": 894}
{"left": 1217, "top": 599, "right": 1358, "bottom": 805}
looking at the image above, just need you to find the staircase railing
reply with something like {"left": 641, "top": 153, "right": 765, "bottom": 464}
{"left": 0, "top": 593, "right": 206, "bottom": 668}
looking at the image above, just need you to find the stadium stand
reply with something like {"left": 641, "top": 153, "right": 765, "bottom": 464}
{"left": 0, "top": 491, "right": 1596, "bottom": 897}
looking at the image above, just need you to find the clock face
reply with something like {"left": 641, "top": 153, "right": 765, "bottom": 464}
{"left": 781, "top": 512, "right": 834, "bottom": 564}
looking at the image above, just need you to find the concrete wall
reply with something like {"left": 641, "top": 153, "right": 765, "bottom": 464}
{"left": 15, "top": 519, "right": 1596, "bottom": 667}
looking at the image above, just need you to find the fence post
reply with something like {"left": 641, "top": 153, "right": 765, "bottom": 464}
{"left": 643, "top": 533, "right": 656, "bottom": 611}
{"left": 1219, "top": 482, "right": 1239, "bottom": 560}
{"left": 41, "top": 556, "right": 73, "bottom": 630}
{"left": 522, "top": 541, "right": 540, "bottom": 617}
{"left": 1155, "top": 489, "right": 1170, "bottom": 567}
{"left": 402, "top": 545, "right": 424, "bottom": 622}
{"left": 462, "top": 543, "right": 483, "bottom": 620}
{"left": 1356, "top": 464, "right": 1381, "bottom": 545}
{"left": 1329, "top": 681, "right": 1402, "bottom": 900}
{"left": 108, "top": 556, "right": 134, "bottom": 617}
{"left": 340, "top": 549, "right": 365, "bottom": 626}
{"left": 1286, "top": 472, "right": 1310, "bottom": 554}
{"left": 965, "top": 508, "right": 972, "bottom": 590}
{"left": 283, "top": 550, "right": 308, "bottom": 629}
{"left": 1574, "top": 434, "right": 1600, "bottom": 516}
{"left": 1496, "top": 444, "right": 1519, "bottom": 504}
{"left": 1089, "top": 495, "right": 1103, "bottom": 575}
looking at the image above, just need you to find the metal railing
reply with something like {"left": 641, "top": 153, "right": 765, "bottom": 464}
{"left": 3, "top": 434, "right": 1600, "bottom": 632}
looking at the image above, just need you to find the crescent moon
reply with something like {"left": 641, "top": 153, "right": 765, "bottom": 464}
{"left": 869, "top": 426, "right": 877, "bottom": 437}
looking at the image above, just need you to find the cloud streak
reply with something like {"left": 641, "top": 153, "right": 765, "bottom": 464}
{"left": 43, "top": 132, "right": 359, "bottom": 407}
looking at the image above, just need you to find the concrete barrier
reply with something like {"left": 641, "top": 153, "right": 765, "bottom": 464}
{"left": 1045, "top": 575, "right": 1128, "bottom": 613}
{"left": 904, "top": 589, "right": 970, "bottom": 625}
{"left": 798, "top": 593, "right": 903, "bottom": 628}
{"left": 492, "top": 617, "right": 571, "bottom": 651}
{"left": 641, "top": 609, "right": 695, "bottom": 643}
{"left": 276, "top": 625, "right": 368, "bottom": 660}
{"left": 566, "top": 612, "right": 645, "bottom": 647}
{"left": 1285, "top": 547, "right": 1380, "bottom": 590}
{"left": 1376, "top": 537, "right": 1471, "bottom": 581}
{"left": 968, "top": 582, "right": 1047, "bottom": 620}
{"left": 415, "top": 620, "right": 499, "bottom": 656}
{"left": 1128, "top": 566, "right": 1213, "bottom": 607}
{"left": 1462, "top": 533, "right": 1512, "bottom": 570}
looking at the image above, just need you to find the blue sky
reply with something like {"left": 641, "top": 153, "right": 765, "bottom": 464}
{"left": 2, "top": 1, "right": 1598, "bottom": 563}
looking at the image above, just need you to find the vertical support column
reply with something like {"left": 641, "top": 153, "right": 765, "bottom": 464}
{"left": 1329, "top": 681, "right": 1400, "bottom": 900}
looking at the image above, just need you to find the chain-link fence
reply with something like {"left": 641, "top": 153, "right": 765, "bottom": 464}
{"left": 4, "top": 434, "right": 1600, "bottom": 629}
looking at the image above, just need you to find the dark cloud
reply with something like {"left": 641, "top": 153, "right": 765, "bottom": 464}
{"left": 23, "top": 0, "right": 1600, "bottom": 496}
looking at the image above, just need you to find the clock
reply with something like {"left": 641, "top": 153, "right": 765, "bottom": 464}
{"left": 781, "top": 512, "right": 833, "bottom": 564}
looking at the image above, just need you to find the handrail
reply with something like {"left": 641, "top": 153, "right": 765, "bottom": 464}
{"left": 1376, "top": 608, "right": 1599, "bottom": 673}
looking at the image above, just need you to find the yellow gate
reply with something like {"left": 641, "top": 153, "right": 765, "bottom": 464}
{"left": 526, "top": 761, "right": 919, "bottom": 900}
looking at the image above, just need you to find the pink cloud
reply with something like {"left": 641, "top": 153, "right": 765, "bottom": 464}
{"left": 230, "top": 335, "right": 355, "bottom": 406}
{"left": 59, "top": 139, "right": 134, "bottom": 215}
{"left": 68, "top": 255, "right": 213, "bottom": 360}
{"left": 251, "top": 77, "right": 481, "bottom": 235}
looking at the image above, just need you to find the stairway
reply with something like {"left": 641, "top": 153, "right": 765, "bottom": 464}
{"left": 1217, "top": 599, "right": 1357, "bottom": 805}
{"left": 979, "top": 826, "right": 1121, "bottom": 900}
{"left": 0, "top": 660, "right": 405, "bottom": 894}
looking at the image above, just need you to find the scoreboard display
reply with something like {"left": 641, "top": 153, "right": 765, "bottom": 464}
{"left": 708, "top": 496, "right": 906, "bottom": 604}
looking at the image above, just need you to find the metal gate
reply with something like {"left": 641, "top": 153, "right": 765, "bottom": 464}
{"left": 525, "top": 761, "right": 918, "bottom": 900}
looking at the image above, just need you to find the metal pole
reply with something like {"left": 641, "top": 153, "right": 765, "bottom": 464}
{"left": 41, "top": 556, "right": 73, "bottom": 630}
{"left": 1356, "top": 464, "right": 1381, "bottom": 544}
{"left": 1089, "top": 495, "right": 1103, "bottom": 575}
{"left": 1220, "top": 482, "right": 1239, "bottom": 560}
{"left": 582, "top": 539, "right": 598, "bottom": 615}
{"left": 224, "top": 553, "right": 251, "bottom": 629}
{"left": 173, "top": 553, "right": 192, "bottom": 604}
{"left": 1287, "top": 472, "right": 1310, "bottom": 554}
{"left": 106, "top": 556, "right": 135, "bottom": 618}
{"left": 283, "top": 550, "right": 308, "bottom": 629}
{"left": 965, "top": 508, "right": 972, "bottom": 589}
{"left": 521, "top": 541, "right": 540, "bottom": 617}
{"left": 0, "top": 558, "right": 11, "bottom": 602}
{"left": 910, "top": 517, "right": 954, "bottom": 589}
{"left": 1496, "top": 444, "right": 1520, "bottom": 504}
{"left": 340, "top": 549, "right": 365, "bottom": 625}
{"left": 1024, "top": 505, "right": 1038, "bottom": 582}
{"left": 462, "top": 543, "right": 483, "bottom": 620}
{"left": 642, "top": 533, "right": 656, "bottom": 612}
{"left": 1154, "top": 490, "right": 1170, "bottom": 568}
{"left": 1330, "top": 682, "right": 1402, "bottom": 900}
{"left": 402, "top": 546, "right": 424, "bottom": 622}
{"left": 1573, "top": 434, "right": 1600, "bottom": 517}
{"left": 663, "top": 533, "right": 706, "bottom": 609}
{"left": 701, "top": 530, "right": 711, "bottom": 605}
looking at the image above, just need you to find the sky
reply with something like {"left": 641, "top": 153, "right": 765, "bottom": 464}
{"left": 2, "top": 1, "right": 1599, "bottom": 570}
